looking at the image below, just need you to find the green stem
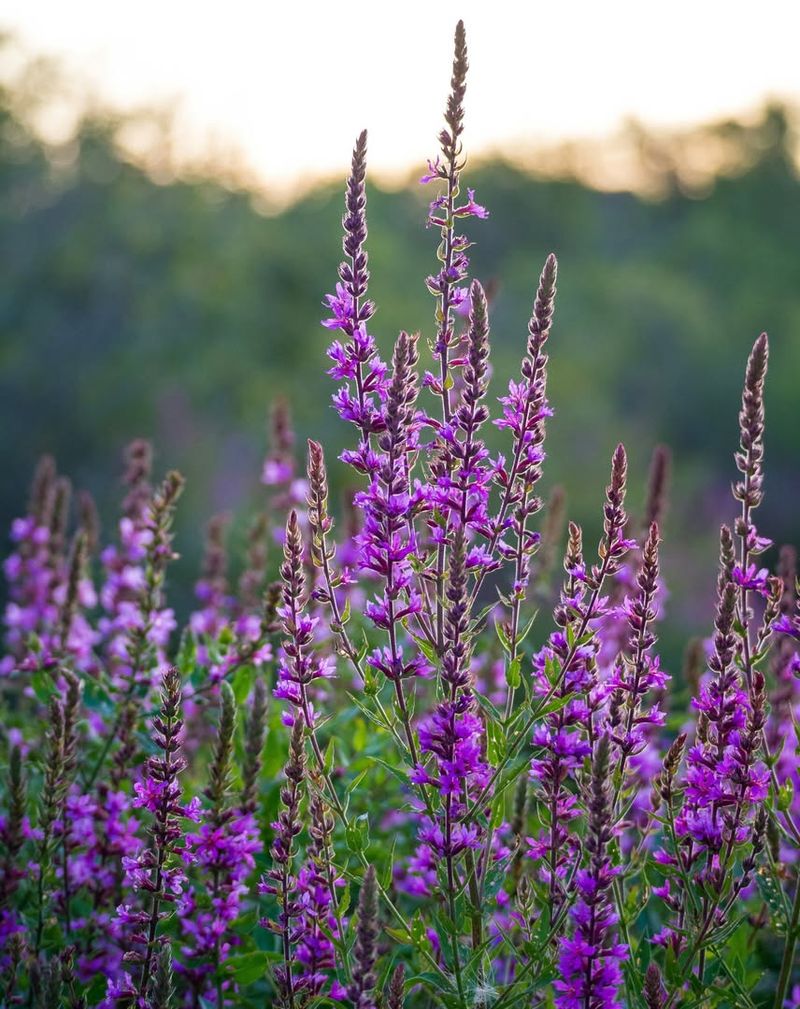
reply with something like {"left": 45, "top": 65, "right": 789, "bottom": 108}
{"left": 775, "top": 873, "right": 800, "bottom": 1009}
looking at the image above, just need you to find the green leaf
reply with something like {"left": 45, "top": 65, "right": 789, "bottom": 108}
{"left": 346, "top": 813, "right": 370, "bottom": 853}
{"left": 516, "top": 610, "right": 538, "bottom": 645}
{"left": 486, "top": 720, "right": 503, "bottom": 764}
{"left": 381, "top": 835, "right": 398, "bottom": 891}
{"left": 756, "top": 867, "right": 788, "bottom": 934}
{"left": 368, "top": 756, "right": 408, "bottom": 787}
{"left": 231, "top": 663, "right": 255, "bottom": 704}
{"left": 324, "top": 738, "right": 336, "bottom": 775}
{"left": 31, "top": 669, "right": 57, "bottom": 703}
{"left": 352, "top": 718, "right": 368, "bottom": 753}
{"left": 495, "top": 621, "right": 512, "bottom": 655}
{"left": 412, "top": 635, "right": 440, "bottom": 666}
{"left": 346, "top": 768, "right": 369, "bottom": 795}
{"left": 533, "top": 694, "right": 571, "bottom": 720}
{"left": 231, "top": 910, "right": 259, "bottom": 935}
{"left": 225, "top": 950, "right": 270, "bottom": 984}
{"left": 472, "top": 690, "right": 502, "bottom": 723}
{"left": 85, "top": 974, "right": 107, "bottom": 1005}
{"left": 346, "top": 692, "right": 387, "bottom": 729}
{"left": 337, "top": 882, "right": 351, "bottom": 918}
{"left": 506, "top": 657, "right": 521, "bottom": 689}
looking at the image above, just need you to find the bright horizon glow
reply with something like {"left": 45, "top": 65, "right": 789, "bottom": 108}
{"left": 3, "top": 0, "right": 800, "bottom": 200}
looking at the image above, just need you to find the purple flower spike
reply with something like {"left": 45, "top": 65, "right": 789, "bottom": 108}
{"left": 555, "top": 736, "right": 627, "bottom": 1009}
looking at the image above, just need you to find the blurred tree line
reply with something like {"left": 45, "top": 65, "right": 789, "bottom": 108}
{"left": 1, "top": 44, "right": 799, "bottom": 654}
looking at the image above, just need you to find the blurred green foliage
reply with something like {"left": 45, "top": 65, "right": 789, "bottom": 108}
{"left": 1, "top": 55, "right": 799, "bottom": 653}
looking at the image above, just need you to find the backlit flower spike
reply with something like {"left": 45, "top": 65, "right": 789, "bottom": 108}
{"left": 274, "top": 510, "right": 333, "bottom": 728}
{"left": 324, "top": 130, "right": 387, "bottom": 457}
{"left": 424, "top": 20, "right": 487, "bottom": 426}
{"left": 490, "top": 254, "right": 557, "bottom": 557}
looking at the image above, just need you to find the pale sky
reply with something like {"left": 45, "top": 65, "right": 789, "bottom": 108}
{"left": 3, "top": 0, "right": 800, "bottom": 198}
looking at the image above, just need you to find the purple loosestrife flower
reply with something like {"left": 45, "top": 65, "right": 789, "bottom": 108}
{"left": 405, "top": 531, "right": 488, "bottom": 902}
{"left": 292, "top": 795, "right": 346, "bottom": 1002}
{"left": 54, "top": 671, "right": 82, "bottom": 939}
{"left": 275, "top": 510, "right": 335, "bottom": 729}
{"left": 0, "top": 747, "right": 26, "bottom": 946}
{"left": 489, "top": 255, "right": 557, "bottom": 558}
{"left": 178, "top": 682, "right": 261, "bottom": 1003}
{"left": 769, "top": 547, "right": 800, "bottom": 842}
{"left": 259, "top": 719, "right": 306, "bottom": 1009}
{"left": 55, "top": 529, "right": 99, "bottom": 672}
{"left": 113, "top": 666, "right": 198, "bottom": 1003}
{"left": 306, "top": 439, "right": 354, "bottom": 627}
{"left": 596, "top": 445, "right": 671, "bottom": 677}
{"left": 678, "top": 528, "right": 768, "bottom": 858}
{"left": 528, "top": 449, "right": 633, "bottom": 906}
{"left": 324, "top": 131, "right": 387, "bottom": 469}
{"left": 2, "top": 459, "right": 97, "bottom": 675}
{"left": 422, "top": 21, "right": 486, "bottom": 423}
{"left": 2, "top": 456, "right": 57, "bottom": 673}
{"left": 554, "top": 736, "right": 627, "bottom": 1009}
{"left": 654, "top": 530, "right": 768, "bottom": 957}
{"left": 607, "top": 523, "right": 669, "bottom": 788}
{"left": 528, "top": 523, "right": 592, "bottom": 905}
{"left": 33, "top": 697, "right": 67, "bottom": 956}
{"left": 432, "top": 280, "right": 493, "bottom": 543}
{"left": 99, "top": 451, "right": 183, "bottom": 696}
{"left": 677, "top": 534, "right": 748, "bottom": 850}
{"left": 359, "top": 332, "right": 431, "bottom": 687}
{"left": 643, "top": 963, "right": 666, "bottom": 1009}
{"left": 732, "top": 333, "right": 775, "bottom": 677}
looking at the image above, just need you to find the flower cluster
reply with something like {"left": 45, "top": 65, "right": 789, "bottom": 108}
{"left": 555, "top": 737, "right": 627, "bottom": 1009}
{"left": 2, "top": 19, "right": 800, "bottom": 1009}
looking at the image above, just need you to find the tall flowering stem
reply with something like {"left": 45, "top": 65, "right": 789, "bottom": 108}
{"left": 466, "top": 445, "right": 631, "bottom": 824}
{"left": 34, "top": 697, "right": 66, "bottom": 954}
{"left": 386, "top": 964, "right": 405, "bottom": 1009}
{"left": 420, "top": 20, "right": 492, "bottom": 655}
{"left": 608, "top": 521, "right": 668, "bottom": 811}
{"left": 554, "top": 735, "right": 626, "bottom": 1008}
{"left": 469, "top": 253, "right": 557, "bottom": 625}
{"left": 178, "top": 681, "right": 261, "bottom": 1004}
{"left": 324, "top": 131, "right": 387, "bottom": 471}
{"left": 307, "top": 438, "right": 363, "bottom": 677}
{"left": 2, "top": 20, "right": 800, "bottom": 1009}
{"left": 87, "top": 467, "right": 184, "bottom": 790}
{"left": 121, "top": 666, "right": 194, "bottom": 1000}
{"left": 260, "top": 719, "right": 305, "bottom": 1009}
{"left": 240, "top": 677, "right": 268, "bottom": 815}
{"left": 347, "top": 865, "right": 378, "bottom": 1009}
{"left": 423, "top": 19, "right": 473, "bottom": 424}
{"left": 360, "top": 332, "right": 429, "bottom": 763}
{"left": 275, "top": 510, "right": 333, "bottom": 762}
{"left": 527, "top": 522, "right": 591, "bottom": 916}
{"left": 58, "top": 670, "right": 82, "bottom": 938}
{"left": 733, "top": 333, "right": 769, "bottom": 684}
{"left": 0, "top": 747, "right": 26, "bottom": 939}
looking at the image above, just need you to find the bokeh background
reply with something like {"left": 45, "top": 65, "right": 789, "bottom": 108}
{"left": 2, "top": 2, "right": 799, "bottom": 663}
